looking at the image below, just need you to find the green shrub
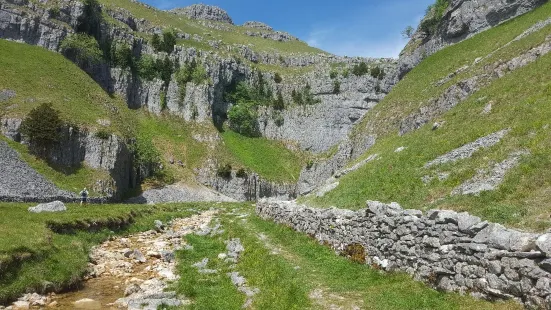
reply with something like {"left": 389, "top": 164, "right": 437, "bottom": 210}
{"left": 162, "top": 30, "right": 176, "bottom": 54}
{"left": 272, "top": 110, "right": 284, "bottom": 127}
{"left": 133, "top": 134, "right": 160, "bottom": 167}
{"left": 291, "top": 89, "right": 302, "bottom": 105}
{"left": 228, "top": 101, "right": 259, "bottom": 137}
{"left": 156, "top": 57, "right": 175, "bottom": 84}
{"left": 333, "top": 80, "right": 341, "bottom": 94}
{"left": 111, "top": 42, "right": 133, "bottom": 69}
{"left": 191, "top": 65, "right": 208, "bottom": 84}
{"left": 352, "top": 62, "right": 369, "bottom": 76}
{"left": 217, "top": 164, "right": 232, "bottom": 178}
{"left": 273, "top": 91, "right": 285, "bottom": 110}
{"left": 137, "top": 55, "right": 158, "bottom": 81}
{"left": 94, "top": 129, "right": 111, "bottom": 140}
{"left": 420, "top": 0, "right": 449, "bottom": 35}
{"left": 151, "top": 34, "right": 162, "bottom": 51}
{"left": 48, "top": 7, "right": 60, "bottom": 18}
{"left": 370, "top": 66, "right": 385, "bottom": 79}
{"left": 274, "top": 73, "right": 283, "bottom": 83}
{"left": 306, "top": 160, "right": 314, "bottom": 169}
{"left": 20, "top": 103, "right": 63, "bottom": 155}
{"left": 329, "top": 70, "right": 338, "bottom": 79}
{"left": 60, "top": 33, "right": 103, "bottom": 66}
{"left": 301, "top": 84, "right": 321, "bottom": 105}
{"left": 160, "top": 89, "right": 167, "bottom": 110}
{"left": 342, "top": 68, "right": 350, "bottom": 78}
{"left": 151, "top": 30, "right": 177, "bottom": 53}
{"left": 236, "top": 168, "right": 248, "bottom": 178}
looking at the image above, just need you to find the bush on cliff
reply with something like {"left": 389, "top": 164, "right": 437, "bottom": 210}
{"left": 228, "top": 101, "right": 259, "bottom": 137}
{"left": 60, "top": 33, "right": 103, "bottom": 67}
{"left": 20, "top": 103, "right": 63, "bottom": 156}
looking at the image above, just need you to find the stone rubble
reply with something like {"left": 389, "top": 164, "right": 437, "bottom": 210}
{"left": 257, "top": 199, "right": 551, "bottom": 309}
{"left": 452, "top": 150, "right": 530, "bottom": 196}
{"left": 425, "top": 129, "right": 510, "bottom": 168}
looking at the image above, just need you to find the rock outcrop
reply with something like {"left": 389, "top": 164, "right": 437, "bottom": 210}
{"left": 28, "top": 201, "right": 67, "bottom": 213}
{"left": 169, "top": 4, "right": 233, "bottom": 24}
{"left": 242, "top": 21, "right": 273, "bottom": 31}
{"left": 197, "top": 169, "right": 297, "bottom": 201}
{"left": 398, "top": 0, "right": 547, "bottom": 79}
{"left": 258, "top": 199, "right": 551, "bottom": 308}
{"left": 0, "top": 119, "right": 150, "bottom": 199}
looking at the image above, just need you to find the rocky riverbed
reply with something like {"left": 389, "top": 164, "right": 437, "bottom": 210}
{"left": 1, "top": 210, "right": 217, "bottom": 310}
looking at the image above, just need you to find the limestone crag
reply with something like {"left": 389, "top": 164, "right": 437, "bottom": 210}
{"left": 257, "top": 199, "right": 551, "bottom": 308}
{"left": 398, "top": 0, "right": 547, "bottom": 79}
{"left": 242, "top": 21, "right": 273, "bottom": 31}
{"left": 169, "top": 4, "right": 233, "bottom": 24}
{"left": 1, "top": 120, "right": 146, "bottom": 199}
{"left": 197, "top": 168, "right": 297, "bottom": 201}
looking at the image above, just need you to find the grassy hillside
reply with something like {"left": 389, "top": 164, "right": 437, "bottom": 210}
{"left": 0, "top": 39, "right": 304, "bottom": 191}
{"left": 99, "top": 0, "right": 324, "bottom": 56}
{"left": 308, "top": 2, "right": 551, "bottom": 231}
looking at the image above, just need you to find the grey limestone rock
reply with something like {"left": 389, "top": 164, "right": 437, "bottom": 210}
{"left": 0, "top": 89, "right": 16, "bottom": 102}
{"left": 169, "top": 4, "right": 233, "bottom": 24}
{"left": 28, "top": 201, "right": 66, "bottom": 213}
{"left": 242, "top": 21, "right": 273, "bottom": 31}
{"left": 425, "top": 129, "right": 510, "bottom": 168}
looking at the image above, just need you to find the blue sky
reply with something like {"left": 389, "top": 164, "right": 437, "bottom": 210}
{"left": 141, "top": 0, "right": 435, "bottom": 58}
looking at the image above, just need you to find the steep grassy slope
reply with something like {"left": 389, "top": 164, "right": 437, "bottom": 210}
{"left": 0, "top": 39, "right": 304, "bottom": 189}
{"left": 308, "top": 3, "right": 551, "bottom": 231}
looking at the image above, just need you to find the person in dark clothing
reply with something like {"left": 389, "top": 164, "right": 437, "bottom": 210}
{"left": 79, "top": 187, "right": 89, "bottom": 206}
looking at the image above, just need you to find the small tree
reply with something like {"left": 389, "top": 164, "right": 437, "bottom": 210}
{"left": 162, "top": 30, "right": 177, "bottom": 54}
{"left": 274, "top": 73, "right": 282, "bottom": 83}
{"left": 273, "top": 91, "right": 285, "bottom": 110}
{"left": 402, "top": 26, "right": 415, "bottom": 39}
{"left": 333, "top": 80, "right": 341, "bottom": 94}
{"left": 228, "top": 102, "right": 259, "bottom": 137}
{"left": 20, "top": 103, "right": 63, "bottom": 156}
{"left": 151, "top": 34, "right": 162, "bottom": 51}
{"left": 138, "top": 55, "right": 158, "bottom": 81}
{"left": 352, "top": 62, "right": 369, "bottom": 76}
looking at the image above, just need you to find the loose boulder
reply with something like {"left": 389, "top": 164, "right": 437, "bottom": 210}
{"left": 28, "top": 201, "right": 66, "bottom": 213}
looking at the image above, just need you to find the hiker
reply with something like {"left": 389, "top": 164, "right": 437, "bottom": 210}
{"left": 79, "top": 187, "right": 89, "bottom": 206}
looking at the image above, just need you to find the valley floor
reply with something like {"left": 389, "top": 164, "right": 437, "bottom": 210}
{"left": 0, "top": 202, "right": 522, "bottom": 309}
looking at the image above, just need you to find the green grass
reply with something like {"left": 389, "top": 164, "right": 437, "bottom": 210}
{"left": 220, "top": 130, "right": 305, "bottom": 182}
{"left": 175, "top": 206, "right": 521, "bottom": 310}
{"left": 310, "top": 3, "right": 551, "bottom": 231}
{"left": 0, "top": 202, "right": 215, "bottom": 304}
{"left": 0, "top": 39, "right": 134, "bottom": 136}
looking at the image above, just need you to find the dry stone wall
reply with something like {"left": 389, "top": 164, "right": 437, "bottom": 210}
{"left": 257, "top": 199, "right": 551, "bottom": 309}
